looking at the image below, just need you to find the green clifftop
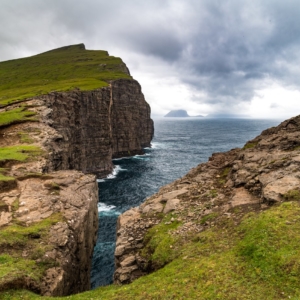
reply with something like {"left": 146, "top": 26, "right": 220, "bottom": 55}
{"left": 0, "top": 43, "right": 131, "bottom": 107}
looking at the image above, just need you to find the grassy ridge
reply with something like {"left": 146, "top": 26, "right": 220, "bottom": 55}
{"left": 2, "top": 201, "right": 300, "bottom": 299}
{"left": 0, "top": 43, "right": 132, "bottom": 107}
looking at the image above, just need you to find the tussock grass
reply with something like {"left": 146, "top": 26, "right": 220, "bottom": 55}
{"left": 0, "top": 213, "right": 63, "bottom": 292}
{"left": 0, "top": 213, "right": 63, "bottom": 248}
{"left": 18, "top": 131, "right": 35, "bottom": 144}
{"left": 243, "top": 141, "right": 258, "bottom": 150}
{"left": 0, "top": 173, "right": 15, "bottom": 182}
{"left": 0, "top": 145, "right": 43, "bottom": 163}
{"left": 0, "top": 107, "right": 36, "bottom": 127}
{"left": 0, "top": 43, "right": 131, "bottom": 107}
{"left": 141, "top": 215, "right": 182, "bottom": 268}
{"left": 0, "top": 168, "right": 15, "bottom": 182}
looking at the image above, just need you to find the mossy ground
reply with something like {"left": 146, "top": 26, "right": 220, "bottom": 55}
{"left": 2, "top": 201, "right": 300, "bottom": 299}
{"left": 0, "top": 145, "right": 43, "bottom": 163}
{"left": 243, "top": 141, "right": 258, "bottom": 150}
{"left": 0, "top": 172, "right": 15, "bottom": 182}
{"left": 0, "top": 107, "right": 37, "bottom": 127}
{"left": 0, "top": 43, "right": 131, "bottom": 107}
{"left": 0, "top": 213, "right": 63, "bottom": 291}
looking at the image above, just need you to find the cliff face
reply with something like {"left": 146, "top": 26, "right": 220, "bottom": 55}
{"left": 114, "top": 114, "right": 300, "bottom": 284}
{"left": 39, "top": 79, "right": 153, "bottom": 176}
{"left": 111, "top": 79, "right": 153, "bottom": 158}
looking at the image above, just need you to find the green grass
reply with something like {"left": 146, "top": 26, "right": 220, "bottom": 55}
{"left": 0, "top": 213, "right": 62, "bottom": 248}
{"left": 283, "top": 189, "right": 300, "bottom": 201}
{"left": 243, "top": 141, "right": 258, "bottom": 150}
{"left": 0, "top": 254, "right": 43, "bottom": 284}
{"left": 0, "top": 214, "right": 63, "bottom": 292}
{"left": 18, "top": 131, "right": 35, "bottom": 144}
{"left": 3, "top": 201, "right": 300, "bottom": 299}
{"left": 0, "top": 145, "right": 43, "bottom": 163}
{"left": 200, "top": 212, "right": 219, "bottom": 225}
{"left": 0, "top": 168, "right": 15, "bottom": 182}
{"left": 0, "top": 107, "right": 36, "bottom": 127}
{"left": 206, "top": 189, "right": 218, "bottom": 198}
{"left": 0, "top": 173, "right": 15, "bottom": 182}
{"left": 0, "top": 43, "right": 132, "bottom": 107}
{"left": 141, "top": 215, "right": 182, "bottom": 268}
{"left": 221, "top": 167, "right": 231, "bottom": 177}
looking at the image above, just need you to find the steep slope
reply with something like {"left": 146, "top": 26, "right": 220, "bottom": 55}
{"left": 0, "top": 44, "right": 153, "bottom": 296}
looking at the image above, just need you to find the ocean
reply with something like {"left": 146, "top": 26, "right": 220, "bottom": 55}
{"left": 91, "top": 117, "right": 282, "bottom": 288}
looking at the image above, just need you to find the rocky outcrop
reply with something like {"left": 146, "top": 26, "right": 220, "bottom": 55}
{"left": 114, "top": 114, "right": 300, "bottom": 284}
{"left": 0, "top": 77, "right": 153, "bottom": 295}
{"left": 0, "top": 170, "right": 98, "bottom": 296}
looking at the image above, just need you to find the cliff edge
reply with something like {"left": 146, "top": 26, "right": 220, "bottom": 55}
{"left": 0, "top": 44, "right": 153, "bottom": 296}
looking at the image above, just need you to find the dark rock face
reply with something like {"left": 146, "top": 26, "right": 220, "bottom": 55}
{"left": 42, "top": 79, "right": 153, "bottom": 177}
{"left": 111, "top": 79, "right": 153, "bottom": 158}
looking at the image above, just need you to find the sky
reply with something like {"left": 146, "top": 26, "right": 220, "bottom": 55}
{"left": 1, "top": 0, "right": 300, "bottom": 119}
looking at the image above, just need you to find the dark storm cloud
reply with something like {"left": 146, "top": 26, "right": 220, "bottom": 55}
{"left": 1, "top": 0, "right": 300, "bottom": 114}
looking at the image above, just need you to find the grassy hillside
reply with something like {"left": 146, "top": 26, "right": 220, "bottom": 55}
{"left": 2, "top": 201, "right": 300, "bottom": 299}
{"left": 0, "top": 43, "right": 131, "bottom": 107}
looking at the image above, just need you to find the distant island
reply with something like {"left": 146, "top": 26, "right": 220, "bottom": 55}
{"left": 164, "top": 110, "right": 204, "bottom": 117}
{"left": 165, "top": 110, "right": 189, "bottom": 117}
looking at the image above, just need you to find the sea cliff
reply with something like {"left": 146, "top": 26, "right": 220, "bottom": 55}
{"left": 0, "top": 45, "right": 153, "bottom": 296}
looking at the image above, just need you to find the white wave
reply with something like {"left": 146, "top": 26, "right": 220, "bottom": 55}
{"left": 150, "top": 142, "right": 168, "bottom": 149}
{"left": 106, "top": 165, "right": 127, "bottom": 179}
{"left": 97, "top": 202, "right": 121, "bottom": 216}
{"left": 97, "top": 165, "right": 127, "bottom": 182}
{"left": 133, "top": 153, "right": 150, "bottom": 157}
{"left": 132, "top": 155, "right": 150, "bottom": 160}
{"left": 97, "top": 202, "right": 116, "bottom": 212}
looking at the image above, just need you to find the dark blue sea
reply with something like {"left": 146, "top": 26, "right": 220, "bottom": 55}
{"left": 91, "top": 117, "right": 282, "bottom": 288}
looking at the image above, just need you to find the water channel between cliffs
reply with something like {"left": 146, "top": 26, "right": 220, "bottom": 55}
{"left": 91, "top": 117, "right": 281, "bottom": 288}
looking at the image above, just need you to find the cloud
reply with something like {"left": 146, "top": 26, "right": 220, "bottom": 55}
{"left": 0, "top": 0, "right": 300, "bottom": 118}
{"left": 270, "top": 103, "right": 279, "bottom": 109}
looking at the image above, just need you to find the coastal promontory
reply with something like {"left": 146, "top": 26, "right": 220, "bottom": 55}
{"left": 0, "top": 44, "right": 153, "bottom": 296}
